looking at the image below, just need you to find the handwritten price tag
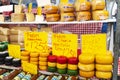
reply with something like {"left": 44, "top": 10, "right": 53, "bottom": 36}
{"left": 24, "top": 32, "right": 48, "bottom": 53}
{"left": 81, "top": 34, "right": 107, "bottom": 55}
{"left": 52, "top": 34, "right": 78, "bottom": 58}
{"left": 8, "top": 44, "right": 21, "bottom": 59}
{"left": 22, "top": 62, "right": 37, "bottom": 74}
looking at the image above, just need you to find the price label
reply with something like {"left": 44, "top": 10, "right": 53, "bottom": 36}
{"left": 22, "top": 62, "right": 37, "bottom": 74}
{"left": 24, "top": 32, "right": 48, "bottom": 53}
{"left": 52, "top": 33, "right": 78, "bottom": 58}
{"left": 81, "top": 34, "right": 107, "bottom": 55}
{"left": 8, "top": 44, "right": 21, "bottom": 59}
{"left": 60, "top": 0, "right": 69, "bottom": 3}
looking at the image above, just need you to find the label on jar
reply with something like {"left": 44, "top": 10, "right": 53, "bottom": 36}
{"left": 51, "top": 76, "right": 58, "bottom": 80}
{"left": 14, "top": 72, "right": 25, "bottom": 79}
{"left": 37, "top": 75, "right": 45, "bottom": 80}
{"left": 22, "top": 74, "right": 31, "bottom": 80}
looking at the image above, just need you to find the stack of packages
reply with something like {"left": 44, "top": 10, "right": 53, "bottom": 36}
{"left": 57, "top": 56, "right": 67, "bottom": 74}
{"left": 92, "top": 0, "right": 109, "bottom": 20}
{"left": 47, "top": 55, "right": 57, "bottom": 72}
{"left": 39, "top": 53, "right": 49, "bottom": 71}
{"left": 21, "top": 51, "right": 30, "bottom": 64}
{"left": 75, "top": 0, "right": 91, "bottom": 21}
{"left": 30, "top": 52, "right": 39, "bottom": 66}
{"left": 78, "top": 54, "right": 95, "bottom": 78}
{"left": 67, "top": 57, "right": 78, "bottom": 76}
{"left": 45, "top": 5, "right": 60, "bottom": 22}
{"left": 95, "top": 51, "right": 113, "bottom": 79}
{"left": 59, "top": 2, "right": 75, "bottom": 22}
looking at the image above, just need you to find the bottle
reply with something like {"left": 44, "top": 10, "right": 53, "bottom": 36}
{"left": 13, "top": 72, "right": 25, "bottom": 80}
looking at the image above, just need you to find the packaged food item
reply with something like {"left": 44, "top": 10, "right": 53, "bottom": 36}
{"left": 47, "top": 55, "right": 57, "bottom": 62}
{"left": 68, "top": 57, "right": 78, "bottom": 65}
{"left": 14, "top": 5, "right": 23, "bottom": 13}
{"left": 96, "top": 71, "right": 112, "bottom": 79}
{"left": 44, "top": 5, "right": 58, "bottom": 14}
{"left": 46, "top": 14, "right": 60, "bottom": 22}
{"left": 96, "top": 64, "right": 112, "bottom": 72}
{"left": 48, "top": 66, "right": 57, "bottom": 72}
{"left": 79, "top": 70, "right": 94, "bottom": 78}
{"left": 21, "top": 74, "right": 32, "bottom": 80}
{"left": 11, "top": 13, "right": 25, "bottom": 22}
{"left": 13, "top": 72, "right": 26, "bottom": 80}
{"left": 67, "top": 70, "right": 78, "bottom": 76}
{"left": 78, "top": 63, "right": 94, "bottom": 71}
{"left": 76, "top": 11, "right": 91, "bottom": 21}
{"left": 26, "top": 13, "right": 35, "bottom": 22}
{"left": 39, "top": 57, "right": 47, "bottom": 62}
{"left": 57, "top": 69, "right": 67, "bottom": 74}
{"left": 21, "top": 51, "right": 30, "bottom": 56}
{"left": 12, "top": 59, "right": 21, "bottom": 67}
{"left": 37, "top": 74, "right": 46, "bottom": 80}
{"left": 5, "top": 56, "right": 13, "bottom": 66}
{"left": 61, "top": 13, "right": 75, "bottom": 22}
{"left": 30, "top": 53, "right": 39, "bottom": 58}
{"left": 92, "top": 0, "right": 105, "bottom": 10}
{"left": 0, "top": 72, "right": 10, "bottom": 79}
{"left": 39, "top": 61, "right": 47, "bottom": 66}
{"left": 39, "top": 66, "right": 47, "bottom": 71}
{"left": 40, "top": 53, "right": 49, "bottom": 57}
{"left": 68, "top": 64, "right": 77, "bottom": 70}
{"left": 48, "top": 62, "right": 56, "bottom": 67}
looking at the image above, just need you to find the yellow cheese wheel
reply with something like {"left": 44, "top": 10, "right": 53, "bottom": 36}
{"left": 96, "top": 71, "right": 112, "bottom": 79}
{"left": 61, "top": 13, "right": 75, "bottom": 22}
{"left": 21, "top": 60, "right": 29, "bottom": 63}
{"left": 78, "top": 63, "right": 94, "bottom": 71}
{"left": 96, "top": 64, "right": 112, "bottom": 72}
{"left": 30, "top": 53, "right": 39, "bottom": 58}
{"left": 30, "top": 61, "right": 38, "bottom": 65}
{"left": 26, "top": 13, "right": 35, "bottom": 22}
{"left": 96, "top": 54, "right": 113, "bottom": 64}
{"left": 79, "top": 54, "right": 95, "bottom": 64}
{"left": 68, "top": 64, "right": 78, "bottom": 70}
{"left": 40, "top": 53, "right": 49, "bottom": 57}
{"left": 92, "top": 0, "right": 105, "bottom": 10}
{"left": 30, "top": 58, "right": 39, "bottom": 62}
{"left": 21, "top": 51, "right": 30, "bottom": 56}
{"left": 21, "top": 56, "right": 29, "bottom": 61}
{"left": 39, "top": 61, "right": 47, "bottom": 66}
{"left": 48, "top": 62, "right": 56, "bottom": 67}
{"left": 39, "top": 57, "right": 47, "bottom": 62}
{"left": 79, "top": 70, "right": 94, "bottom": 78}
{"left": 39, "top": 66, "right": 47, "bottom": 71}
{"left": 57, "top": 63, "right": 67, "bottom": 69}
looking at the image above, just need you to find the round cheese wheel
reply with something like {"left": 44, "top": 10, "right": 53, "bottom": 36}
{"left": 68, "top": 64, "right": 78, "bottom": 70}
{"left": 79, "top": 70, "right": 94, "bottom": 78}
{"left": 61, "top": 13, "right": 75, "bottom": 22}
{"left": 67, "top": 69, "right": 78, "bottom": 76}
{"left": 96, "top": 71, "right": 112, "bottom": 79}
{"left": 57, "top": 63, "right": 67, "bottom": 69}
{"left": 46, "top": 14, "right": 60, "bottom": 22}
{"left": 39, "top": 61, "right": 47, "bottom": 66}
{"left": 57, "top": 56, "right": 67, "bottom": 64}
{"left": 30, "top": 58, "right": 39, "bottom": 62}
{"left": 26, "top": 13, "right": 35, "bottom": 22}
{"left": 21, "top": 56, "right": 29, "bottom": 61}
{"left": 48, "top": 66, "right": 57, "bottom": 72}
{"left": 21, "top": 51, "right": 30, "bottom": 56}
{"left": 57, "top": 69, "right": 67, "bottom": 74}
{"left": 68, "top": 57, "right": 78, "bottom": 65}
{"left": 30, "top": 61, "right": 38, "bottom": 65}
{"left": 96, "top": 64, "right": 112, "bottom": 72}
{"left": 39, "top": 66, "right": 47, "bottom": 71}
{"left": 92, "top": 0, "right": 105, "bottom": 10}
{"left": 79, "top": 54, "right": 94, "bottom": 64}
{"left": 30, "top": 53, "right": 39, "bottom": 58}
{"left": 21, "top": 60, "right": 29, "bottom": 63}
{"left": 40, "top": 53, "right": 49, "bottom": 57}
{"left": 78, "top": 63, "right": 94, "bottom": 71}
{"left": 96, "top": 54, "right": 113, "bottom": 64}
{"left": 44, "top": 5, "right": 58, "bottom": 14}
{"left": 47, "top": 55, "right": 57, "bottom": 62}
{"left": 48, "top": 62, "right": 56, "bottom": 67}
{"left": 39, "top": 57, "right": 47, "bottom": 62}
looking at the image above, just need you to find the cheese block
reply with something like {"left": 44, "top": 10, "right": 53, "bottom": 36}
{"left": 0, "top": 15, "right": 4, "bottom": 22}
{"left": 39, "top": 57, "right": 47, "bottom": 62}
{"left": 96, "top": 64, "right": 112, "bottom": 72}
{"left": 30, "top": 53, "right": 39, "bottom": 58}
{"left": 68, "top": 64, "right": 77, "bottom": 70}
{"left": 76, "top": 12, "right": 91, "bottom": 21}
{"left": 14, "top": 5, "right": 23, "bottom": 13}
{"left": 0, "top": 35, "right": 8, "bottom": 42}
{"left": 46, "top": 14, "right": 60, "bottom": 22}
{"left": 21, "top": 51, "right": 30, "bottom": 56}
{"left": 96, "top": 71, "right": 112, "bottom": 79}
{"left": 48, "top": 62, "right": 56, "bottom": 67}
{"left": 30, "top": 58, "right": 39, "bottom": 62}
{"left": 79, "top": 54, "right": 94, "bottom": 64}
{"left": 78, "top": 63, "right": 94, "bottom": 71}
{"left": 44, "top": 5, "right": 58, "bottom": 14}
{"left": 40, "top": 53, "right": 49, "bottom": 57}
{"left": 21, "top": 56, "right": 29, "bottom": 61}
{"left": 39, "top": 61, "right": 47, "bottom": 66}
{"left": 79, "top": 70, "right": 94, "bottom": 78}
{"left": 61, "top": 13, "right": 75, "bottom": 22}
{"left": 11, "top": 13, "right": 25, "bottom": 22}
{"left": 57, "top": 63, "right": 67, "bottom": 69}
{"left": 92, "top": 10, "right": 109, "bottom": 20}
{"left": 0, "top": 28, "right": 9, "bottom": 35}
{"left": 9, "top": 35, "right": 24, "bottom": 42}
{"left": 92, "top": 0, "right": 105, "bottom": 10}
{"left": 39, "top": 66, "right": 47, "bottom": 71}
{"left": 26, "top": 13, "right": 35, "bottom": 22}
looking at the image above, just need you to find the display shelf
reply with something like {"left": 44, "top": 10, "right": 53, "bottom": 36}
{"left": 0, "top": 65, "right": 21, "bottom": 70}
{"left": 0, "top": 19, "right": 116, "bottom": 25}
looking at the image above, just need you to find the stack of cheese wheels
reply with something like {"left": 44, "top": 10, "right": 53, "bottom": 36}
{"left": 57, "top": 56, "right": 67, "bottom": 74}
{"left": 21, "top": 51, "right": 30, "bottom": 63}
{"left": 92, "top": 0, "right": 109, "bottom": 20}
{"left": 78, "top": 54, "right": 95, "bottom": 78}
{"left": 30, "top": 52, "right": 39, "bottom": 66}
{"left": 67, "top": 57, "right": 78, "bottom": 76}
{"left": 95, "top": 51, "right": 113, "bottom": 79}
{"left": 75, "top": 0, "right": 91, "bottom": 21}
{"left": 47, "top": 55, "right": 57, "bottom": 72}
{"left": 59, "top": 3, "right": 75, "bottom": 22}
{"left": 39, "top": 53, "right": 49, "bottom": 71}
{"left": 44, "top": 5, "right": 60, "bottom": 22}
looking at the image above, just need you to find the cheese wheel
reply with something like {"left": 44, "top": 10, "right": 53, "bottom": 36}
{"left": 40, "top": 53, "right": 49, "bottom": 57}
{"left": 79, "top": 54, "right": 94, "bottom": 64}
{"left": 21, "top": 51, "right": 30, "bottom": 56}
{"left": 46, "top": 14, "right": 60, "bottom": 22}
{"left": 30, "top": 61, "right": 38, "bottom": 65}
{"left": 48, "top": 62, "right": 56, "bottom": 67}
{"left": 26, "top": 13, "right": 35, "bottom": 22}
{"left": 78, "top": 63, "right": 94, "bottom": 71}
{"left": 68, "top": 64, "right": 78, "bottom": 70}
{"left": 39, "top": 66, "right": 47, "bottom": 71}
{"left": 11, "top": 13, "right": 25, "bottom": 22}
{"left": 96, "top": 71, "right": 112, "bottom": 79}
{"left": 79, "top": 70, "right": 94, "bottom": 78}
{"left": 44, "top": 5, "right": 58, "bottom": 14}
{"left": 21, "top": 56, "right": 29, "bottom": 61}
{"left": 96, "top": 54, "right": 113, "bottom": 64}
{"left": 39, "top": 57, "right": 47, "bottom": 62}
{"left": 39, "top": 61, "right": 47, "bottom": 66}
{"left": 61, "top": 13, "right": 75, "bottom": 22}
{"left": 76, "top": 12, "right": 91, "bottom": 21}
{"left": 96, "top": 64, "right": 112, "bottom": 72}
{"left": 21, "top": 60, "right": 29, "bottom": 63}
{"left": 30, "top": 53, "right": 39, "bottom": 58}
{"left": 57, "top": 63, "right": 67, "bottom": 69}
{"left": 92, "top": 0, "right": 105, "bottom": 10}
{"left": 30, "top": 58, "right": 39, "bottom": 62}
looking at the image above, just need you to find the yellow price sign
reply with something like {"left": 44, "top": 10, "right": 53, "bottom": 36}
{"left": 60, "top": 0, "right": 69, "bottom": 3}
{"left": 24, "top": 32, "right": 48, "bottom": 53}
{"left": 37, "top": 7, "right": 42, "bottom": 15}
{"left": 22, "top": 62, "right": 37, "bottom": 74}
{"left": 52, "top": 33, "right": 78, "bottom": 58}
{"left": 81, "top": 34, "right": 107, "bottom": 55}
{"left": 8, "top": 44, "right": 21, "bottom": 59}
